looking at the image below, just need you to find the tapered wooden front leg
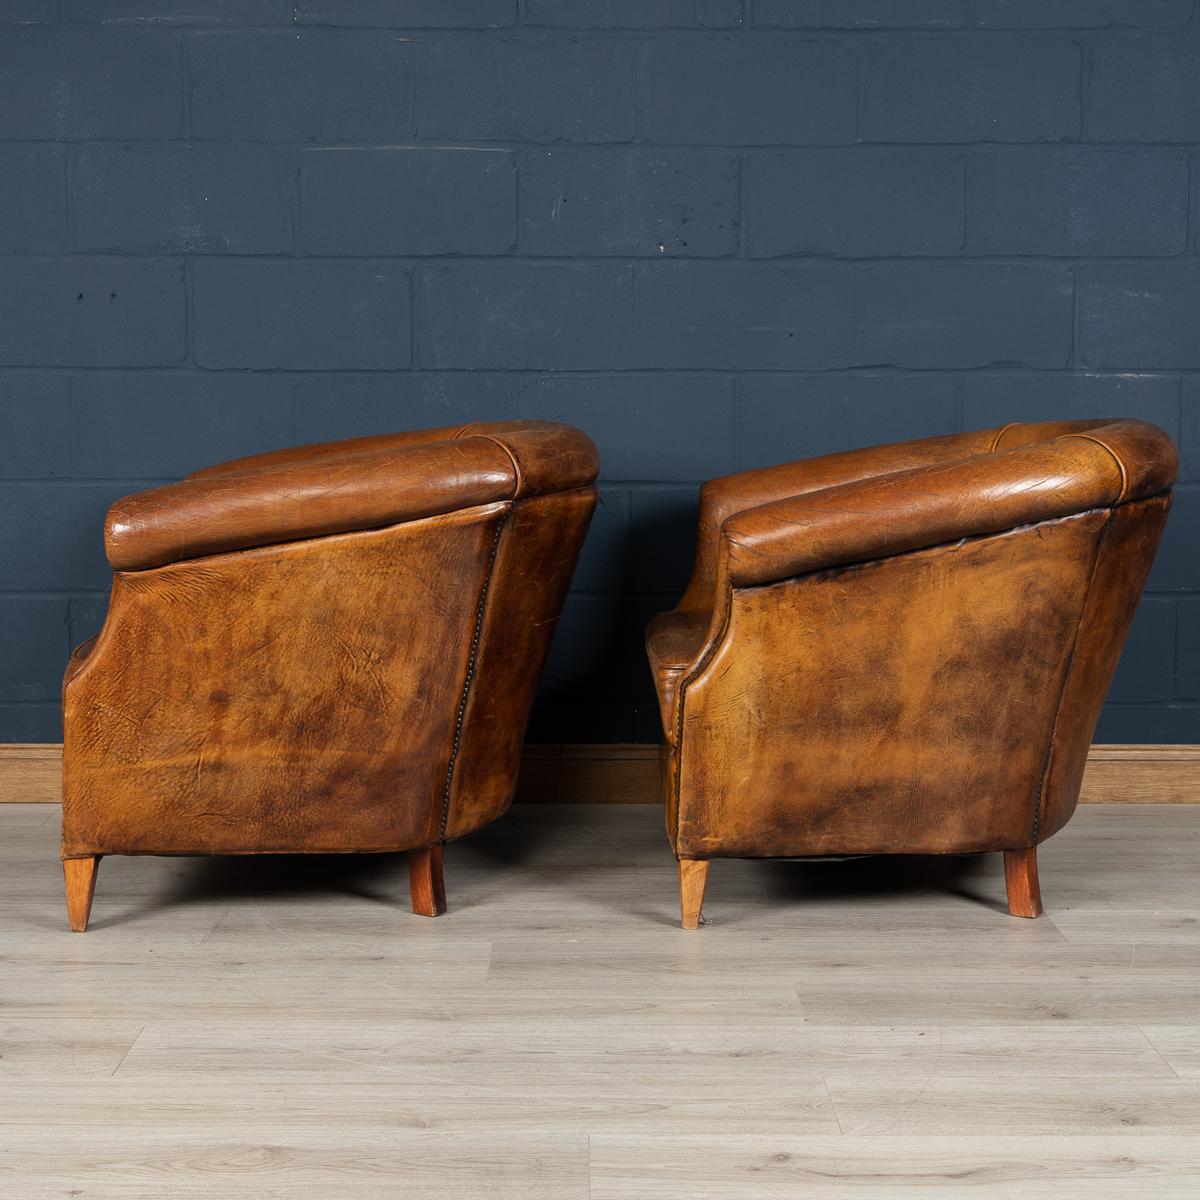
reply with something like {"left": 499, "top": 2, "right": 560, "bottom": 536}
{"left": 409, "top": 845, "right": 446, "bottom": 917}
{"left": 63, "top": 856, "right": 101, "bottom": 933}
{"left": 679, "top": 858, "right": 709, "bottom": 929}
{"left": 1004, "top": 847, "right": 1043, "bottom": 918}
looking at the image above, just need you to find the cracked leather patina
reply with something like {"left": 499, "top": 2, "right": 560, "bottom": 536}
{"left": 61, "top": 420, "right": 597, "bottom": 883}
{"left": 647, "top": 419, "right": 1177, "bottom": 899}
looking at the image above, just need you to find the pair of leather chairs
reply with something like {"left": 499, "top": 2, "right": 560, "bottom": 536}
{"left": 61, "top": 417, "right": 1177, "bottom": 931}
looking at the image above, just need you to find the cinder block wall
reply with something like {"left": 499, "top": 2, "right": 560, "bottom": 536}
{"left": 1, "top": 1, "right": 1197, "bottom": 743}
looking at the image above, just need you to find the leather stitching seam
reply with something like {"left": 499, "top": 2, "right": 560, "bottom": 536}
{"left": 989, "top": 422, "right": 1018, "bottom": 452}
{"left": 1065, "top": 433, "right": 1128, "bottom": 503}
{"left": 439, "top": 511, "right": 509, "bottom": 843}
{"left": 464, "top": 432, "right": 523, "bottom": 498}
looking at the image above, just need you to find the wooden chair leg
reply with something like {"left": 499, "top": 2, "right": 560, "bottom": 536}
{"left": 679, "top": 858, "right": 709, "bottom": 930}
{"left": 63, "top": 856, "right": 101, "bottom": 933}
{"left": 409, "top": 845, "right": 447, "bottom": 917}
{"left": 1004, "top": 847, "right": 1043, "bottom": 918}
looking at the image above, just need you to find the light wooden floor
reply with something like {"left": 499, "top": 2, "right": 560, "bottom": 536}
{"left": 2, "top": 803, "right": 1199, "bottom": 1198}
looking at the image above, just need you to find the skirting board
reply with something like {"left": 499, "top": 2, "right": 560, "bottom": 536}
{"left": 2, "top": 742, "right": 1198, "bottom": 806}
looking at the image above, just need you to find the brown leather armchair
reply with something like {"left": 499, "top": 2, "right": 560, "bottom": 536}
{"left": 647, "top": 420, "right": 1177, "bottom": 928}
{"left": 61, "top": 420, "right": 598, "bottom": 931}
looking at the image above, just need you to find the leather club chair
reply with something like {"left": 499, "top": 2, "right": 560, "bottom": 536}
{"left": 61, "top": 420, "right": 598, "bottom": 931}
{"left": 646, "top": 419, "right": 1177, "bottom": 929}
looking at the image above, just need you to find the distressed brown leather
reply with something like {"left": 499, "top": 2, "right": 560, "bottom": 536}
{"left": 62, "top": 420, "right": 598, "bottom": 874}
{"left": 647, "top": 419, "right": 1176, "bottom": 868}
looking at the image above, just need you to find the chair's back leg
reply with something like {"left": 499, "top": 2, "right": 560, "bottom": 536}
{"left": 63, "top": 855, "right": 100, "bottom": 933}
{"left": 409, "top": 846, "right": 447, "bottom": 917}
{"left": 1004, "top": 847, "right": 1043, "bottom": 918}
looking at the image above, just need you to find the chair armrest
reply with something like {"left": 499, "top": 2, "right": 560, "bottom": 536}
{"left": 105, "top": 438, "right": 517, "bottom": 571}
{"left": 720, "top": 420, "right": 1177, "bottom": 589}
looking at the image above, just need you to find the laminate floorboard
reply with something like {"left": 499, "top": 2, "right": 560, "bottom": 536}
{"left": 1, "top": 803, "right": 1197, "bottom": 1197}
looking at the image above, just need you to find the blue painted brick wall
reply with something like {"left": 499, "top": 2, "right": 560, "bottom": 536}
{"left": 0, "top": 0, "right": 1197, "bottom": 744}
